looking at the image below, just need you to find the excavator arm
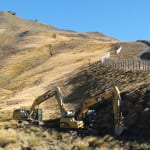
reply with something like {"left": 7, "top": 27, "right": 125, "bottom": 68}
{"left": 29, "top": 89, "right": 55, "bottom": 118}
{"left": 76, "top": 86, "right": 126, "bottom": 135}
{"left": 76, "top": 86, "right": 120, "bottom": 119}
{"left": 12, "top": 86, "right": 67, "bottom": 122}
{"left": 29, "top": 86, "right": 66, "bottom": 118}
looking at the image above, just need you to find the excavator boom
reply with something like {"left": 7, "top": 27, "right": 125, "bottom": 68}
{"left": 29, "top": 89, "right": 55, "bottom": 118}
{"left": 12, "top": 86, "right": 67, "bottom": 122}
{"left": 75, "top": 86, "right": 126, "bottom": 135}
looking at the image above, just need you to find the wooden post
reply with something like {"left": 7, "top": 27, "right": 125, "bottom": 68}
{"left": 123, "top": 60, "right": 125, "bottom": 70}
{"left": 133, "top": 59, "right": 134, "bottom": 70}
{"left": 128, "top": 59, "right": 129, "bottom": 70}
{"left": 138, "top": 60, "right": 141, "bottom": 70}
{"left": 135, "top": 59, "right": 138, "bottom": 70}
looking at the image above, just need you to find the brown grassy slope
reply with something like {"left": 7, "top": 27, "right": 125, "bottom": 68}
{"left": 0, "top": 12, "right": 150, "bottom": 150}
{"left": 50, "top": 61, "right": 150, "bottom": 149}
{"left": 64, "top": 62, "right": 150, "bottom": 136}
{"left": 0, "top": 12, "right": 118, "bottom": 102}
{"left": 110, "top": 41, "right": 149, "bottom": 59}
{"left": 64, "top": 62, "right": 149, "bottom": 102}
{"left": 0, "top": 62, "right": 150, "bottom": 150}
{"left": 0, "top": 41, "right": 116, "bottom": 121}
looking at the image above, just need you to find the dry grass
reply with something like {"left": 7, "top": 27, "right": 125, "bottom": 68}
{"left": 111, "top": 41, "right": 149, "bottom": 59}
{"left": 0, "top": 123, "right": 149, "bottom": 150}
{"left": 0, "top": 12, "right": 150, "bottom": 150}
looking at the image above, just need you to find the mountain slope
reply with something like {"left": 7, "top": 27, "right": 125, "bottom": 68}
{"left": 0, "top": 11, "right": 149, "bottom": 150}
{"left": 0, "top": 12, "right": 118, "bottom": 99}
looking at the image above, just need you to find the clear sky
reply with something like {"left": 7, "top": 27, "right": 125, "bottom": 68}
{"left": 0, "top": 0, "right": 149, "bottom": 41}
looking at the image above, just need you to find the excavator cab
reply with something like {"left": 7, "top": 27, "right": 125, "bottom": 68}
{"left": 82, "top": 109, "right": 96, "bottom": 128}
{"left": 31, "top": 108, "right": 42, "bottom": 121}
{"left": 12, "top": 109, "right": 30, "bottom": 121}
{"left": 12, "top": 108, "right": 42, "bottom": 121}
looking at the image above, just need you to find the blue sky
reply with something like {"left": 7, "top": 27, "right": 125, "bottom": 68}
{"left": 0, "top": 0, "right": 149, "bottom": 41}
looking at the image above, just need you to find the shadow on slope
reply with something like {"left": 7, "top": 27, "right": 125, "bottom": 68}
{"left": 63, "top": 61, "right": 150, "bottom": 146}
{"left": 65, "top": 61, "right": 148, "bottom": 103}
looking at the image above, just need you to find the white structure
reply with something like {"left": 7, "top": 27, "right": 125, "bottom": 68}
{"left": 116, "top": 46, "right": 122, "bottom": 54}
{"left": 101, "top": 52, "right": 110, "bottom": 63}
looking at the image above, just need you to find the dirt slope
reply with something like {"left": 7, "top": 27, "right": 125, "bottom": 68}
{"left": 0, "top": 12, "right": 149, "bottom": 150}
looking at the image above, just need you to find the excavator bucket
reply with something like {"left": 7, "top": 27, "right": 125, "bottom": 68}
{"left": 115, "top": 124, "right": 127, "bottom": 136}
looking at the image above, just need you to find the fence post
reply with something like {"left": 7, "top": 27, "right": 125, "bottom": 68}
{"left": 102, "top": 58, "right": 150, "bottom": 72}
{"left": 135, "top": 59, "right": 138, "bottom": 70}
{"left": 124, "top": 59, "right": 126, "bottom": 71}
{"left": 138, "top": 60, "right": 141, "bottom": 70}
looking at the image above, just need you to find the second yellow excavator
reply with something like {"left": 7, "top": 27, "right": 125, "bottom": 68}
{"left": 12, "top": 86, "right": 126, "bottom": 136}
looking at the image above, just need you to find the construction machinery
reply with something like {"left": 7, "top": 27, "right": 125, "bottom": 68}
{"left": 12, "top": 87, "right": 66, "bottom": 123}
{"left": 12, "top": 86, "right": 126, "bottom": 136}
{"left": 75, "top": 86, "right": 126, "bottom": 136}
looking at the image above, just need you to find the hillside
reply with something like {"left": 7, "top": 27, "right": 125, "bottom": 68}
{"left": 0, "top": 12, "right": 118, "bottom": 104}
{"left": 0, "top": 12, "right": 150, "bottom": 150}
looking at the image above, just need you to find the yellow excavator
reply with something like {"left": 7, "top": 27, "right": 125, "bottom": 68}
{"left": 13, "top": 87, "right": 65, "bottom": 123}
{"left": 12, "top": 86, "right": 126, "bottom": 136}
